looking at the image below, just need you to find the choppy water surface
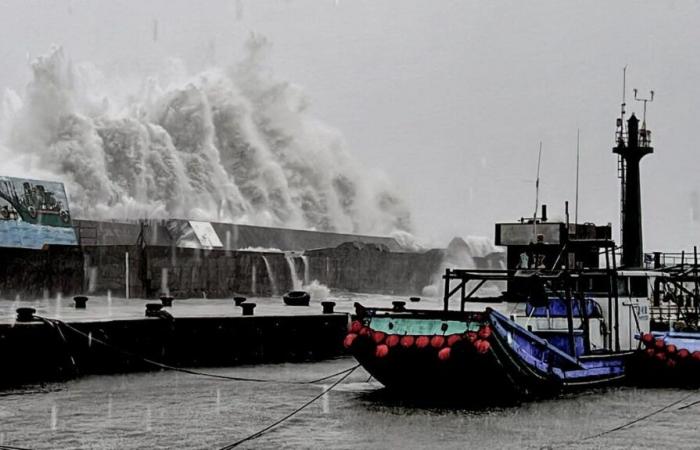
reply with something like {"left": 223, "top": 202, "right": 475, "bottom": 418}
{"left": 1, "top": 356, "right": 699, "bottom": 449}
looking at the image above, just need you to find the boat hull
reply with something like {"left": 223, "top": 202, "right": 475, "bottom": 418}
{"left": 347, "top": 307, "right": 629, "bottom": 402}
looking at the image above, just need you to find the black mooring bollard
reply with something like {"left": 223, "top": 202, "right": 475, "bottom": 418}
{"left": 321, "top": 301, "right": 336, "bottom": 314}
{"left": 160, "top": 295, "right": 173, "bottom": 307}
{"left": 241, "top": 303, "right": 256, "bottom": 316}
{"left": 74, "top": 296, "right": 89, "bottom": 309}
{"left": 409, "top": 296, "right": 421, "bottom": 303}
{"left": 234, "top": 296, "right": 247, "bottom": 306}
{"left": 16, "top": 307, "right": 36, "bottom": 322}
{"left": 392, "top": 301, "right": 406, "bottom": 312}
{"left": 145, "top": 303, "right": 164, "bottom": 317}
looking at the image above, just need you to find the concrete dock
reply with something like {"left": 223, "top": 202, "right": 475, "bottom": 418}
{"left": 0, "top": 293, "right": 442, "bottom": 389}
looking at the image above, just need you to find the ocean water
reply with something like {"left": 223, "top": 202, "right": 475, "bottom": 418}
{"left": 1, "top": 358, "right": 699, "bottom": 449}
{"left": 1, "top": 291, "right": 699, "bottom": 449}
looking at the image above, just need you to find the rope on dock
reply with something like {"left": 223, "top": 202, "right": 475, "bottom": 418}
{"left": 35, "top": 316, "right": 356, "bottom": 385}
{"left": 217, "top": 364, "right": 360, "bottom": 449}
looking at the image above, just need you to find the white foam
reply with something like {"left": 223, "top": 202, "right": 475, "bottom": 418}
{"left": 0, "top": 39, "right": 411, "bottom": 236}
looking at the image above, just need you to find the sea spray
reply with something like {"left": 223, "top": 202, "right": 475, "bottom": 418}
{"left": 0, "top": 39, "right": 412, "bottom": 236}
{"left": 421, "top": 236, "right": 505, "bottom": 298}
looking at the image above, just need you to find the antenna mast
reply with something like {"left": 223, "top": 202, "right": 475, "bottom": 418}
{"left": 533, "top": 142, "right": 543, "bottom": 238}
{"left": 575, "top": 129, "right": 580, "bottom": 226}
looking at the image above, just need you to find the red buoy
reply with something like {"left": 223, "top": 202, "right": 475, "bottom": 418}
{"left": 641, "top": 332, "right": 655, "bottom": 348}
{"left": 359, "top": 327, "right": 372, "bottom": 338}
{"left": 474, "top": 339, "right": 491, "bottom": 354}
{"left": 478, "top": 325, "right": 492, "bottom": 340}
{"left": 385, "top": 335, "right": 400, "bottom": 347}
{"left": 692, "top": 351, "right": 700, "bottom": 361}
{"left": 678, "top": 349, "right": 690, "bottom": 359}
{"left": 438, "top": 347, "right": 451, "bottom": 361}
{"left": 666, "top": 344, "right": 677, "bottom": 355}
{"left": 349, "top": 320, "right": 363, "bottom": 334}
{"left": 400, "top": 335, "right": 415, "bottom": 348}
{"left": 375, "top": 344, "right": 389, "bottom": 358}
{"left": 654, "top": 352, "right": 667, "bottom": 362}
{"left": 446, "top": 334, "right": 462, "bottom": 347}
{"left": 372, "top": 331, "right": 386, "bottom": 344}
{"left": 465, "top": 331, "right": 478, "bottom": 343}
{"left": 343, "top": 333, "right": 357, "bottom": 349}
{"left": 415, "top": 336, "right": 430, "bottom": 349}
{"left": 430, "top": 335, "right": 445, "bottom": 348}
{"left": 644, "top": 348, "right": 655, "bottom": 358}
{"left": 654, "top": 338, "right": 665, "bottom": 350}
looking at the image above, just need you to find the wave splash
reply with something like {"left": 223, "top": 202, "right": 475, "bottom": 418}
{"left": 0, "top": 37, "right": 411, "bottom": 236}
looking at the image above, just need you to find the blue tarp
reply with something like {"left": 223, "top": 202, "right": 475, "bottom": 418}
{"left": 526, "top": 297, "right": 603, "bottom": 318}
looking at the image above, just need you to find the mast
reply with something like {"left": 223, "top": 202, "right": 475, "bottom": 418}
{"left": 533, "top": 142, "right": 542, "bottom": 238}
{"left": 575, "top": 129, "right": 580, "bottom": 227}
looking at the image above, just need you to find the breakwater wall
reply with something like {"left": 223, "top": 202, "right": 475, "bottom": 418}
{"left": 1, "top": 219, "right": 505, "bottom": 300}
{"left": 0, "top": 313, "right": 348, "bottom": 388}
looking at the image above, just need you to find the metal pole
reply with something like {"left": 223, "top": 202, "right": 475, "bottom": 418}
{"left": 605, "top": 247, "right": 613, "bottom": 350}
{"left": 125, "top": 251, "right": 130, "bottom": 300}
{"left": 443, "top": 268, "right": 451, "bottom": 312}
{"left": 564, "top": 274, "right": 577, "bottom": 357}
{"left": 611, "top": 247, "right": 620, "bottom": 352}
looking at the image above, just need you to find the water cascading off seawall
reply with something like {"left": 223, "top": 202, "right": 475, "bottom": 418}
{"left": 285, "top": 254, "right": 302, "bottom": 291}
{"left": 260, "top": 255, "right": 278, "bottom": 296}
{"left": 301, "top": 255, "right": 310, "bottom": 286}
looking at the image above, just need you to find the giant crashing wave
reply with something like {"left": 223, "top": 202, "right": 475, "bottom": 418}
{"left": 0, "top": 37, "right": 411, "bottom": 237}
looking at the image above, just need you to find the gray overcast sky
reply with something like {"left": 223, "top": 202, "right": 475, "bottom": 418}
{"left": 0, "top": 0, "right": 698, "bottom": 251}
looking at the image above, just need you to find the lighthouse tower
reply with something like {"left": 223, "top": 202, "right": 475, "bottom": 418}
{"left": 613, "top": 87, "right": 654, "bottom": 268}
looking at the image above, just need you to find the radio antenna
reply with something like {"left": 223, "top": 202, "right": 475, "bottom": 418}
{"left": 533, "top": 142, "right": 543, "bottom": 238}
{"left": 575, "top": 129, "right": 580, "bottom": 226}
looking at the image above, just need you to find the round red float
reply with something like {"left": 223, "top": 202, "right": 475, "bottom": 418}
{"left": 359, "top": 327, "right": 372, "bottom": 338}
{"left": 692, "top": 351, "right": 700, "bottom": 361}
{"left": 430, "top": 335, "right": 445, "bottom": 348}
{"left": 474, "top": 339, "right": 491, "bottom": 354}
{"left": 641, "top": 332, "right": 654, "bottom": 347}
{"left": 349, "top": 320, "right": 363, "bottom": 334}
{"left": 385, "top": 335, "right": 400, "bottom": 347}
{"left": 343, "top": 333, "right": 357, "bottom": 349}
{"left": 446, "top": 334, "right": 462, "bottom": 347}
{"left": 654, "top": 352, "right": 667, "bottom": 362}
{"left": 644, "top": 348, "right": 655, "bottom": 358}
{"left": 478, "top": 325, "right": 492, "bottom": 340}
{"left": 372, "top": 331, "right": 386, "bottom": 344}
{"left": 678, "top": 349, "right": 690, "bottom": 359}
{"left": 400, "top": 335, "right": 415, "bottom": 348}
{"left": 666, "top": 344, "right": 677, "bottom": 354}
{"left": 438, "top": 347, "right": 451, "bottom": 361}
{"left": 466, "top": 331, "right": 478, "bottom": 343}
{"left": 375, "top": 344, "right": 389, "bottom": 358}
{"left": 415, "top": 336, "right": 430, "bottom": 349}
{"left": 654, "top": 338, "right": 665, "bottom": 350}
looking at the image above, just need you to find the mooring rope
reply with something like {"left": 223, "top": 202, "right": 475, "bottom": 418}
{"left": 557, "top": 391, "right": 695, "bottom": 446}
{"left": 0, "top": 444, "right": 34, "bottom": 450}
{"left": 35, "top": 316, "right": 357, "bottom": 385}
{"left": 217, "top": 364, "right": 360, "bottom": 449}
